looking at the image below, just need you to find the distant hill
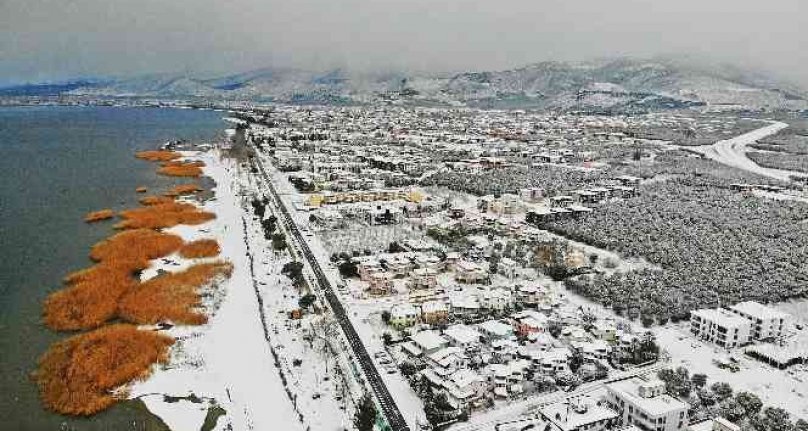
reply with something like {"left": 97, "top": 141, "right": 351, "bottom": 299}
{"left": 3, "top": 57, "right": 807, "bottom": 111}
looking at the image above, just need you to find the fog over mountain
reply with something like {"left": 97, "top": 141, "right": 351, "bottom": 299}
{"left": 1, "top": 0, "right": 807, "bottom": 87}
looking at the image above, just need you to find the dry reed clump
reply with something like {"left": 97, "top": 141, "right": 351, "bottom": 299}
{"left": 44, "top": 266, "right": 137, "bottom": 331}
{"left": 34, "top": 324, "right": 174, "bottom": 416}
{"left": 139, "top": 195, "right": 175, "bottom": 206}
{"left": 43, "top": 230, "right": 184, "bottom": 330}
{"left": 135, "top": 186, "right": 148, "bottom": 193}
{"left": 84, "top": 209, "right": 115, "bottom": 223}
{"left": 118, "top": 261, "right": 233, "bottom": 325}
{"left": 179, "top": 239, "right": 221, "bottom": 258}
{"left": 89, "top": 229, "right": 184, "bottom": 267}
{"left": 116, "top": 202, "right": 215, "bottom": 230}
{"left": 135, "top": 150, "right": 182, "bottom": 162}
{"left": 164, "top": 183, "right": 201, "bottom": 197}
{"left": 157, "top": 164, "right": 203, "bottom": 177}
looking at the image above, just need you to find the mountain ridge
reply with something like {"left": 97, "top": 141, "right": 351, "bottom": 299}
{"left": 3, "top": 57, "right": 807, "bottom": 111}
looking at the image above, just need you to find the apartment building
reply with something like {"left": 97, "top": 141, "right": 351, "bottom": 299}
{"left": 728, "top": 301, "right": 791, "bottom": 341}
{"left": 689, "top": 308, "right": 751, "bottom": 348}
{"left": 605, "top": 377, "right": 689, "bottom": 431}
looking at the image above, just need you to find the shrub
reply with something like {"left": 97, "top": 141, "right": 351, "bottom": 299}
{"left": 34, "top": 324, "right": 174, "bottom": 415}
{"left": 179, "top": 239, "right": 221, "bottom": 258}
{"left": 117, "top": 261, "right": 233, "bottom": 325}
{"left": 84, "top": 209, "right": 115, "bottom": 223}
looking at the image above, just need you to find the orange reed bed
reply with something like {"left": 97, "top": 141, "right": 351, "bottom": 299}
{"left": 118, "top": 261, "right": 233, "bottom": 325}
{"left": 139, "top": 195, "right": 175, "bottom": 206}
{"left": 34, "top": 324, "right": 174, "bottom": 416}
{"left": 179, "top": 239, "right": 221, "bottom": 258}
{"left": 157, "top": 164, "right": 203, "bottom": 177}
{"left": 43, "top": 230, "right": 184, "bottom": 331}
{"left": 44, "top": 265, "right": 137, "bottom": 331}
{"left": 164, "top": 183, "right": 201, "bottom": 197}
{"left": 84, "top": 209, "right": 115, "bottom": 223}
{"left": 135, "top": 150, "right": 182, "bottom": 162}
{"left": 89, "top": 229, "right": 184, "bottom": 266}
{"left": 116, "top": 202, "right": 215, "bottom": 230}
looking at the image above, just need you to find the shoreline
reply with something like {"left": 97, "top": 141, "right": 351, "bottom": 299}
{"left": 129, "top": 148, "right": 306, "bottom": 431}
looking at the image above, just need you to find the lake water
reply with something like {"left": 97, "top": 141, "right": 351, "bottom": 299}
{"left": 0, "top": 106, "right": 224, "bottom": 430}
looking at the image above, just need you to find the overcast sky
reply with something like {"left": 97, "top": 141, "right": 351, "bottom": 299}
{"left": 1, "top": 0, "right": 806, "bottom": 85}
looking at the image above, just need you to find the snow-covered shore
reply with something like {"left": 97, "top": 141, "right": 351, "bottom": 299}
{"left": 129, "top": 149, "right": 305, "bottom": 431}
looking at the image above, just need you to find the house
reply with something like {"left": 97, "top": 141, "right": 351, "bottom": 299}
{"left": 367, "top": 271, "right": 394, "bottom": 296}
{"left": 499, "top": 257, "right": 519, "bottom": 279}
{"left": 550, "top": 195, "right": 574, "bottom": 208}
{"left": 357, "top": 259, "right": 383, "bottom": 281}
{"left": 540, "top": 396, "right": 618, "bottom": 431}
{"left": 479, "top": 287, "right": 513, "bottom": 312}
{"left": 427, "top": 346, "right": 468, "bottom": 377}
{"left": 409, "top": 267, "right": 438, "bottom": 290}
{"left": 591, "top": 320, "right": 618, "bottom": 341}
{"left": 536, "top": 347, "right": 572, "bottom": 375}
{"left": 478, "top": 320, "right": 515, "bottom": 341}
{"left": 390, "top": 304, "right": 419, "bottom": 329}
{"left": 605, "top": 377, "right": 689, "bottom": 431}
{"left": 444, "top": 369, "right": 488, "bottom": 410}
{"left": 728, "top": 301, "right": 791, "bottom": 341}
{"left": 571, "top": 339, "right": 611, "bottom": 362}
{"left": 690, "top": 308, "right": 751, "bottom": 348}
{"left": 421, "top": 300, "right": 450, "bottom": 325}
{"left": 512, "top": 310, "right": 548, "bottom": 337}
{"left": 689, "top": 418, "right": 741, "bottom": 431}
{"left": 449, "top": 294, "right": 481, "bottom": 319}
{"left": 443, "top": 324, "right": 483, "bottom": 350}
{"left": 455, "top": 260, "right": 487, "bottom": 283}
{"left": 486, "top": 360, "right": 531, "bottom": 398}
{"left": 411, "top": 330, "right": 449, "bottom": 356}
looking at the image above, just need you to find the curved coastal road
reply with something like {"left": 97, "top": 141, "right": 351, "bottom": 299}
{"left": 689, "top": 121, "right": 803, "bottom": 182}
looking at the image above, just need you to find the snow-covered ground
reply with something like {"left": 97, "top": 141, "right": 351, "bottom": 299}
{"left": 689, "top": 121, "right": 800, "bottom": 182}
{"left": 653, "top": 322, "right": 808, "bottom": 420}
{"left": 129, "top": 149, "right": 306, "bottom": 431}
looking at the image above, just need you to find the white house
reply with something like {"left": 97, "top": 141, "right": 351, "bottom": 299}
{"left": 541, "top": 396, "right": 618, "bottom": 431}
{"left": 443, "top": 324, "right": 483, "bottom": 350}
{"left": 478, "top": 320, "right": 515, "bottom": 341}
{"left": 411, "top": 330, "right": 449, "bottom": 356}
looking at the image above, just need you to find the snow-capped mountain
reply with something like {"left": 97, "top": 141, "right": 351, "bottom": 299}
{"left": 6, "top": 57, "right": 807, "bottom": 111}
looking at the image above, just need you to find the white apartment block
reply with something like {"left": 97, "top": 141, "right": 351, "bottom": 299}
{"left": 728, "top": 301, "right": 791, "bottom": 341}
{"left": 605, "top": 377, "right": 689, "bottom": 431}
{"left": 689, "top": 308, "right": 751, "bottom": 348}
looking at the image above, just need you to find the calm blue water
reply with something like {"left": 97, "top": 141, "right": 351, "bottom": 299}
{"left": 0, "top": 106, "right": 224, "bottom": 430}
